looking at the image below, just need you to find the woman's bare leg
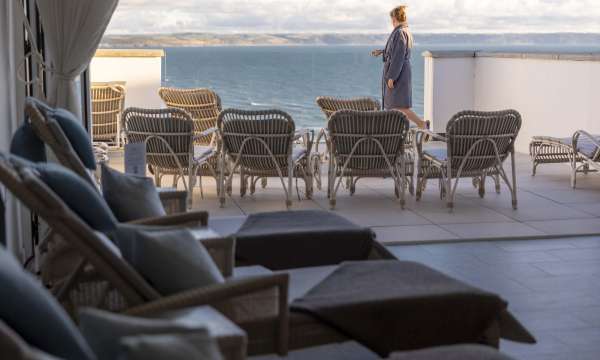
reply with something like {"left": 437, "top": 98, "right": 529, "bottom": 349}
{"left": 397, "top": 108, "right": 427, "bottom": 129}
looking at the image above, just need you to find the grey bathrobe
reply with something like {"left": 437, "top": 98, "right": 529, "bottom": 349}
{"left": 382, "top": 25, "right": 412, "bottom": 109}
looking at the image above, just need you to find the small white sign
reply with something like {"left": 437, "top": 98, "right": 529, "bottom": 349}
{"left": 124, "top": 143, "right": 147, "bottom": 176}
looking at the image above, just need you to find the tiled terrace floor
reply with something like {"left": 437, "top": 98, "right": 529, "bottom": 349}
{"left": 110, "top": 152, "right": 600, "bottom": 244}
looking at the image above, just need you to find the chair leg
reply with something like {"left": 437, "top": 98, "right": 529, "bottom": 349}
{"left": 511, "top": 150, "right": 518, "bottom": 210}
{"left": 187, "top": 174, "right": 196, "bottom": 209}
{"left": 494, "top": 173, "right": 501, "bottom": 194}
{"left": 446, "top": 175, "right": 454, "bottom": 210}
{"left": 219, "top": 153, "right": 226, "bottom": 208}
{"left": 286, "top": 166, "right": 293, "bottom": 209}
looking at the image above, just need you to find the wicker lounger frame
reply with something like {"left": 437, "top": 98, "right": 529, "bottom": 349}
{"left": 530, "top": 131, "right": 600, "bottom": 188}
{"left": 91, "top": 83, "right": 126, "bottom": 147}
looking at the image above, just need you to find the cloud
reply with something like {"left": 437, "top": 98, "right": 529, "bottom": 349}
{"left": 105, "top": 0, "right": 600, "bottom": 34}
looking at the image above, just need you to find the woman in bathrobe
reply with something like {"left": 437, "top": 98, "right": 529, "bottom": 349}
{"left": 372, "top": 5, "right": 427, "bottom": 129}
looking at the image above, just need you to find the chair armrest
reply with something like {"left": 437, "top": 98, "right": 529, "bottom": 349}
{"left": 200, "top": 237, "right": 235, "bottom": 277}
{"left": 294, "top": 128, "right": 315, "bottom": 153}
{"left": 127, "top": 210, "right": 209, "bottom": 227}
{"left": 124, "top": 273, "right": 289, "bottom": 326}
{"left": 413, "top": 128, "right": 448, "bottom": 154}
{"left": 193, "top": 127, "right": 218, "bottom": 142}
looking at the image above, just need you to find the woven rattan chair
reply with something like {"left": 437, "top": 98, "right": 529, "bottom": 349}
{"left": 123, "top": 107, "right": 219, "bottom": 207}
{"left": 315, "top": 97, "right": 416, "bottom": 195}
{"left": 24, "top": 98, "right": 186, "bottom": 214}
{"left": 327, "top": 109, "right": 410, "bottom": 209}
{"left": 530, "top": 130, "right": 600, "bottom": 187}
{"left": 217, "top": 109, "right": 313, "bottom": 209}
{"left": 414, "top": 110, "right": 522, "bottom": 209}
{"left": 91, "top": 83, "right": 126, "bottom": 147}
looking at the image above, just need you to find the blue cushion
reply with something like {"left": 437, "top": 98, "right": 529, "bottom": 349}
{"left": 423, "top": 147, "right": 448, "bottom": 162}
{"left": 119, "top": 331, "right": 223, "bottom": 360}
{"left": 0, "top": 246, "right": 95, "bottom": 360}
{"left": 101, "top": 165, "right": 166, "bottom": 222}
{"left": 10, "top": 122, "right": 47, "bottom": 163}
{"left": 48, "top": 108, "right": 97, "bottom": 170}
{"left": 36, "top": 163, "right": 118, "bottom": 234}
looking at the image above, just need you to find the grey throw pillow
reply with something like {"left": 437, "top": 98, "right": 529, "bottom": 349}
{"left": 79, "top": 308, "right": 209, "bottom": 360}
{"left": 35, "top": 163, "right": 118, "bottom": 234}
{"left": 0, "top": 247, "right": 96, "bottom": 360}
{"left": 101, "top": 164, "right": 166, "bottom": 222}
{"left": 119, "top": 331, "right": 223, "bottom": 360}
{"left": 115, "top": 228, "right": 224, "bottom": 295}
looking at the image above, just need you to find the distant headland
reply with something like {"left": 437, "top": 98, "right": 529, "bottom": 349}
{"left": 100, "top": 32, "right": 600, "bottom": 48}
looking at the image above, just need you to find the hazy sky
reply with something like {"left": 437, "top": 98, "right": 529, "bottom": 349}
{"left": 106, "top": 0, "right": 600, "bottom": 34}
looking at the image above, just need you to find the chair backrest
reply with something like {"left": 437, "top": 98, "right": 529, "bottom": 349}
{"left": 158, "top": 87, "right": 222, "bottom": 145}
{"left": 123, "top": 108, "right": 195, "bottom": 173}
{"left": 328, "top": 110, "right": 409, "bottom": 170}
{"left": 24, "top": 97, "right": 96, "bottom": 187}
{"left": 0, "top": 154, "right": 161, "bottom": 309}
{"left": 91, "top": 84, "right": 126, "bottom": 142}
{"left": 445, "top": 110, "right": 522, "bottom": 172}
{"left": 316, "top": 97, "right": 381, "bottom": 120}
{"left": 218, "top": 109, "right": 295, "bottom": 171}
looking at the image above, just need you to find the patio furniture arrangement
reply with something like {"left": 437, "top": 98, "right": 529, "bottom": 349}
{"left": 530, "top": 130, "right": 600, "bottom": 187}
{"left": 0, "top": 153, "right": 535, "bottom": 358}
{"left": 327, "top": 109, "right": 410, "bottom": 209}
{"left": 91, "top": 83, "right": 126, "bottom": 147}
{"left": 217, "top": 109, "right": 314, "bottom": 209}
{"left": 413, "top": 110, "right": 522, "bottom": 209}
{"left": 22, "top": 98, "right": 187, "bottom": 214}
{"left": 123, "top": 107, "right": 218, "bottom": 207}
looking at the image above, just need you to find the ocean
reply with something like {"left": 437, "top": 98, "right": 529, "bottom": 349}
{"left": 161, "top": 44, "right": 600, "bottom": 128}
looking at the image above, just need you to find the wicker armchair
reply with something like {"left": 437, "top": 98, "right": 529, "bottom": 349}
{"left": 91, "top": 83, "right": 126, "bottom": 147}
{"left": 123, "top": 107, "right": 219, "bottom": 207}
{"left": 217, "top": 109, "right": 313, "bottom": 209}
{"left": 530, "top": 130, "right": 600, "bottom": 187}
{"left": 414, "top": 110, "right": 522, "bottom": 209}
{"left": 327, "top": 109, "right": 410, "bottom": 209}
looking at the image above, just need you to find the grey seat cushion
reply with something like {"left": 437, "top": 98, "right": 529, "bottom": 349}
{"left": 79, "top": 308, "right": 212, "bottom": 360}
{"left": 389, "top": 344, "right": 516, "bottom": 360}
{"left": 101, "top": 165, "right": 166, "bottom": 222}
{"left": 119, "top": 331, "right": 222, "bottom": 360}
{"left": 0, "top": 247, "right": 95, "bottom": 360}
{"left": 115, "top": 227, "right": 224, "bottom": 295}
{"left": 193, "top": 145, "right": 215, "bottom": 160}
{"left": 10, "top": 122, "right": 47, "bottom": 163}
{"left": 35, "top": 163, "right": 118, "bottom": 234}
{"left": 423, "top": 147, "right": 448, "bottom": 162}
{"left": 292, "top": 146, "right": 307, "bottom": 162}
{"left": 48, "top": 108, "right": 97, "bottom": 170}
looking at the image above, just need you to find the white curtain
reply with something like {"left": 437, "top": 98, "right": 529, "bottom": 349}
{"left": 0, "top": 0, "right": 26, "bottom": 254}
{"left": 36, "top": 0, "right": 119, "bottom": 118}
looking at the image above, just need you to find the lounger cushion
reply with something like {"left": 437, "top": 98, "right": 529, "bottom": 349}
{"left": 35, "top": 163, "right": 118, "bottom": 234}
{"left": 389, "top": 344, "right": 516, "bottom": 360}
{"left": 79, "top": 308, "right": 213, "bottom": 360}
{"left": 115, "top": 228, "right": 224, "bottom": 295}
{"left": 48, "top": 108, "right": 97, "bottom": 170}
{"left": 0, "top": 247, "right": 96, "bottom": 360}
{"left": 101, "top": 165, "right": 166, "bottom": 222}
{"left": 193, "top": 145, "right": 215, "bottom": 160}
{"left": 119, "top": 332, "right": 222, "bottom": 360}
{"left": 423, "top": 147, "right": 448, "bottom": 162}
{"left": 10, "top": 122, "right": 47, "bottom": 163}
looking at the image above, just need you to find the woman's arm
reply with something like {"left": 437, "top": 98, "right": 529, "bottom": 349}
{"left": 384, "top": 31, "right": 407, "bottom": 84}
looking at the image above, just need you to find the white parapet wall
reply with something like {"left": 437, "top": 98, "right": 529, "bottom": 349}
{"left": 90, "top": 49, "right": 165, "bottom": 109}
{"left": 424, "top": 51, "right": 600, "bottom": 153}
